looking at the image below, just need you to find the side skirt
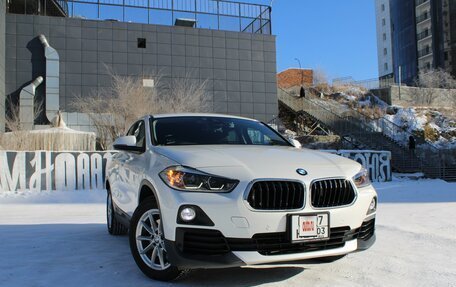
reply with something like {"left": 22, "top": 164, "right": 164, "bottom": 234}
{"left": 112, "top": 201, "right": 131, "bottom": 229}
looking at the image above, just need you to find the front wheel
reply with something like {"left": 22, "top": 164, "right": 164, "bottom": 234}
{"left": 129, "top": 198, "right": 184, "bottom": 281}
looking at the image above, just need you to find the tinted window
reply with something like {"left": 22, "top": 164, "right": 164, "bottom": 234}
{"left": 127, "top": 120, "right": 146, "bottom": 149}
{"left": 151, "top": 117, "right": 290, "bottom": 146}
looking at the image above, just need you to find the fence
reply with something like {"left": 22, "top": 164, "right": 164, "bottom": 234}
{"left": 0, "top": 148, "right": 393, "bottom": 192}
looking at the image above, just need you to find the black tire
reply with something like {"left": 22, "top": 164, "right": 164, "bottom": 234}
{"left": 129, "top": 198, "right": 184, "bottom": 281}
{"left": 315, "top": 255, "right": 346, "bottom": 263}
{"left": 107, "top": 191, "right": 128, "bottom": 235}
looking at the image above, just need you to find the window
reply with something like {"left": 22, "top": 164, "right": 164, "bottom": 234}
{"left": 137, "top": 38, "right": 146, "bottom": 48}
{"left": 382, "top": 18, "right": 386, "bottom": 26}
{"left": 383, "top": 33, "right": 387, "bottom": 41}
{"left": 384, "top": 63, "right": 388, "bottom": 71}
{"left": 384, "top": 48, "right": 388, "bottom": 55}
{"left": 127, "top": 120, "right": 146, "bottom": 151}
{"left": 381, "top": 4, "right": 385, "bottom": 11}
{"left": 151, "top": 117, "right": 290, "bottom": 146}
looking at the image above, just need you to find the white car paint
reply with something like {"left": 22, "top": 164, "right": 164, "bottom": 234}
{"left": 106, "top": 114, "right": 377, "bottom": 268}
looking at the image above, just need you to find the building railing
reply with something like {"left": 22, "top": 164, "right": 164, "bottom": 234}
{"left": 415, "top": 0, "right": 429, "bottom": 7}
{"left": 417, "top": 29, "right": 431, "bottom": 41}
{"left": 7, "top": 0, "right": 69, "bottom": 17}
{"left": 418, "top": 46, "right": 432, "bottom": 58}
{"left": 63, "top": 0, "right": 271, "bottom": 34}
{"left": 416, "top": 12, "right": 430, "bottom": 24}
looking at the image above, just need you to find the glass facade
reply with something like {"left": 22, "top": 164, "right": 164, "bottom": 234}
{"left": 390, "top": 0, "right": 418, "bottom": 85}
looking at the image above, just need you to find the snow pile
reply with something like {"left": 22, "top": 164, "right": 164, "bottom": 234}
{"left": 383, "top": 108, "right": 456, "bottom": 148}
{"left": 384, "top": 108, "right": 427, "bottom": 133}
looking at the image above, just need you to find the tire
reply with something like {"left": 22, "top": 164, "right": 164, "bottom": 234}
{"left": 129, "top": 198, "right": 184, "bottom": 281}
{"left": 107, "top": 191, "right": 128, "bottom": 235}
{"left": 315, "top": 255, "right": 346, "bottom": 263}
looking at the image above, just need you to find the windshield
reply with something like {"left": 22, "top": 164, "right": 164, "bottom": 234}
{"left": 151, "top": 116, "right": 291, "bottom": 146}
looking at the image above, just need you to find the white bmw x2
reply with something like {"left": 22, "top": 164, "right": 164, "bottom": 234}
{"left": 106, "top": 114, "right": 377, "bottom": 281}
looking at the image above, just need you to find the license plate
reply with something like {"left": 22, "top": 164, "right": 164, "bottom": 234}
{"left": 290, "top": 213, "right": 330, "bottom": 242}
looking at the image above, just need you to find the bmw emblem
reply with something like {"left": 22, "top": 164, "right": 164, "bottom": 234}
{"left": 296, "top": 168, "right": 307, "bottom": 176}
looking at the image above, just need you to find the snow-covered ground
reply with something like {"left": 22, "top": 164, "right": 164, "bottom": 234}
{"left": 0, "top": 178, "right": 455, "bottom": 287}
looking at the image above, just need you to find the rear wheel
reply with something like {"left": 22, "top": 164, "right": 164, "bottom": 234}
{"left": 129, "top": 198, "right": 184, "bottom": 281}
{"left": 107, "top": 192, "right": 128, "bottom": 235}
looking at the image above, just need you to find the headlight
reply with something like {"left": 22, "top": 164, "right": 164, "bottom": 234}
{"left": 159, "top": 166, "right": 239, "bottom": 192}
{"left": 352, "top": 167, "right": 371, "bottom": 188}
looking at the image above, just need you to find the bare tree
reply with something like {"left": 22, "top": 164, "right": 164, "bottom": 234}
{"left": 313, "top": 67, "right": 328, "bottom": 86}
{"left": 0, "top": 101, "right": 44, "bottom": 150}
{"left": 72, "top": 72, "right": 211, "bottom": 150}
{"left": 414, "top": 68, "right": 456, "bottom": 105}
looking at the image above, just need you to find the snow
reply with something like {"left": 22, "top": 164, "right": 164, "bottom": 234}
{"left": 0, "top": 178, "right": 455, "bottom": 287}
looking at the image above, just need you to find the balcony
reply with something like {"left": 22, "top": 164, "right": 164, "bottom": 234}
{"left": 416, "top": 12, "right": 430, "bottom": 24}
{"left": 418, "top": 47, "right": 432, "bottom": 58}
{"left": 415, "top": 0, "right": 429, "bottom": 7}
{"left": 417, "top": 29, "right": 431, "bottom": 41}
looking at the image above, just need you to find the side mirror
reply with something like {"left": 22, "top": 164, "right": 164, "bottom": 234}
{"left": 113, "top": 136, "right": 143, "bottom": 152}
{"left": 290, "top": 139, "right": 302, "bottom": 149}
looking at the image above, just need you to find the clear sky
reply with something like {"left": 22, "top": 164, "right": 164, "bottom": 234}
{"left": 269, "top": 0, "right": 379, "bottom": 81}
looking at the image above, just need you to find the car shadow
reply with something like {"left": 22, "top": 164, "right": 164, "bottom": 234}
{"left": 0, "top": 223, "right": 304, "bottom": 287}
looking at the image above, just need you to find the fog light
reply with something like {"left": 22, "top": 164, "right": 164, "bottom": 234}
{"left": 180, "top": 207, "right": 196, "bottom": 222}
{"left": 367, "top": 197, "right": 377, "bottom": 215}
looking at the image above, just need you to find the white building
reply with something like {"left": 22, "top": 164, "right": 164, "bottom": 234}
{"left": 375, "top": 0, "right": 394, "bottom": 80}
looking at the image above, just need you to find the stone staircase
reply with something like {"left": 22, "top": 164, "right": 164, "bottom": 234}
{"left": 278, "top": 88, "right": 455, "bottom": 180}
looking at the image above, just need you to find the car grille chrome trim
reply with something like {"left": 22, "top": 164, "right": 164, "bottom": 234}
{"left": 310, "top": 178, "right": 357, "bottom": 208}
{"left": 245, "top": 180, "right": 305, "bottom": 211}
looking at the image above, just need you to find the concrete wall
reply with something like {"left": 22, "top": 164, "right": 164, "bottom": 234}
{"left": 5, "top": 14, "right": 278, "bottom": 131}
{"left": 0, "top": 1, "right": 5, "bottom": 132}
{"left": 372, "top": 85, "right": 456, "bottom": 107}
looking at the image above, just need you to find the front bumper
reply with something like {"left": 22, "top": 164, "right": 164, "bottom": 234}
{"left": 165, "top": 218, "right": 376, "bottom": 268}
{"left": 153, "top": 176, "right": 377, "bottom": 268}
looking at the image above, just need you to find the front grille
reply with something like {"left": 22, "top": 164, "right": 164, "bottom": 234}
{"left": 177, "top": 220, "right": 375, "bottom": 256}
{"left": 247, "top": 181, "right": 305, "bottom": 210}
{"left": 311, "top": 179, "right": 356, "bottom": 208}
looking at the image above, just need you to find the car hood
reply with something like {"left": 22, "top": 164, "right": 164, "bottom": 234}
{"left": 153, "top": 145, "right": 361, "bottom": 180}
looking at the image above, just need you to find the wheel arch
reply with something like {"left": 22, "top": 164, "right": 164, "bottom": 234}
{"left": 138, "top": 179, "right": 160, "bottom": 208}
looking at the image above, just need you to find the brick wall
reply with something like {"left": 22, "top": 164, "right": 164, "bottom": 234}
{"left": 277, "top": 68, "right": 313, "bottom": 89}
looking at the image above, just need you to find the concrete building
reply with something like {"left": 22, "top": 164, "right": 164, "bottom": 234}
{"left": 375, "top": 0, "right": 394, "bottom": 83}
{"left": 1, "top": 0, "right": 277, "bottom": 133}
{"left": 375, "top": 0, "right": 456, "bottom": 85}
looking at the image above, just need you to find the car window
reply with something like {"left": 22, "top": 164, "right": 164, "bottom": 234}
{"left": 126, "top": 120, "right": 145, "bottom": 151}
{"left": 247, "top": 128, "right": 273, "bottom": 145}
{"left": 150, "top": 116, "right": 290, "bottom": 147}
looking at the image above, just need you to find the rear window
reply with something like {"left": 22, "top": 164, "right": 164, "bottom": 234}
{"left": 150, "top": 117, "right": 290, "bottom": 146}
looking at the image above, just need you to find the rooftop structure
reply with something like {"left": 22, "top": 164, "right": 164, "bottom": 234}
{"left": 7, "top": 0, "right": 272, "bottom": 34}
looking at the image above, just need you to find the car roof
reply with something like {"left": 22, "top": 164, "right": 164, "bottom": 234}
{"left": 149, "top": 113, "right": 260, "bottom": 122}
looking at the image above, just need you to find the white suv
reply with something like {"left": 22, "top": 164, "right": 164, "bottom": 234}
{"left": 106, "top": 114, "right": 377, "bottom": 281}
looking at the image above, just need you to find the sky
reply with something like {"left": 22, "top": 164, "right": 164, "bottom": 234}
{"left": 270, "top": 0, "right": 379, "bottom": 81}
